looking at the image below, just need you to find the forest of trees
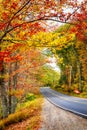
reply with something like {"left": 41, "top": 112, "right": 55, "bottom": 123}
{"left": 0, "top": 0, "right": 87, "bottom": 120}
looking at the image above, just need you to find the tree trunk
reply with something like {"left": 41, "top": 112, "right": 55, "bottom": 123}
{"left": 72, "top": 45, "right": 83, "bottom": 92}
{"left": 68, "top": 65, "right": 72, "bottom": 92}
{"left": 0, "top": 63, "right": 8, "bottom": 118}
{"left": 77, "top": 63, "right": 82, "bottom": 92}
{"left": 8, "top": 63, "right": 12, "bottom": 114}
{"left": 11, "top": 62, "right": 18, "bottom": 113}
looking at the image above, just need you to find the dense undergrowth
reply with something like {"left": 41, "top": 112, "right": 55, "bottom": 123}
{"left": 53, "top": 87, "right": 87, "bottom": 98}
{"left": 0, "top": 93, "right": 43, "bottom": 130}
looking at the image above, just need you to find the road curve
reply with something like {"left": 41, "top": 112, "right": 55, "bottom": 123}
{"left": 40, "top": 87, "right": 87, "bottom": 118}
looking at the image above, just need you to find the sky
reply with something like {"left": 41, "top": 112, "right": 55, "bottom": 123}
{"left": 47, "top": 57, "right": 61, "bottom": 73}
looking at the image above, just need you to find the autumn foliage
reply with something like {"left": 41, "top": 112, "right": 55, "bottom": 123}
{"left": 0, "top": 0, "right": 87, "bottom": 120}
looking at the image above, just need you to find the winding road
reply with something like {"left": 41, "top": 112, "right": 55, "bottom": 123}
{"left": 40, "top": 87, "right": 87, "bottom": 118}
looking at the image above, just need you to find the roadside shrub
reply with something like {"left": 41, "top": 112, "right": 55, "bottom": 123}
{"left": 25, "top": 93, "right": 36, "bottom": 102}
{"left": 0, "top": 121, "right": 4, "bottom": 130}
{"left": 28, "top": 87, "right": 40, "bottom": 94}
{"left": 0, "top": 109, "right": 31, "bottom": 130}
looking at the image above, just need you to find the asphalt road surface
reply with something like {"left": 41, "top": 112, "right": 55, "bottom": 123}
{"left": 40, "top": 87, "right": 87, "bottom": 118}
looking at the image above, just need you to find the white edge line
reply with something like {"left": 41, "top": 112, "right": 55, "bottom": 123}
{"left": 45, "top": 96, "right": 87, "bottom": 119}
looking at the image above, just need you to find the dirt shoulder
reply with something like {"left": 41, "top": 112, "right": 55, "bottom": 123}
{"left": 39, "top": 99, "right": 87, "bottom": 130}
